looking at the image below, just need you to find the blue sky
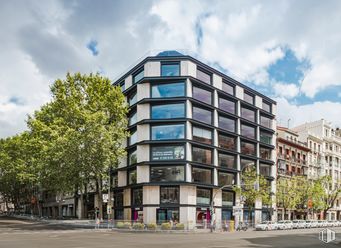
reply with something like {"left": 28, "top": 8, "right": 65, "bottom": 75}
{"left": 0, "top": 0, "right": 341, "bottom": 137}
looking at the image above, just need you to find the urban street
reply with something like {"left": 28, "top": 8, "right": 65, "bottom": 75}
{"left": 0, "top": 216, "right": 340, "bottom": 248}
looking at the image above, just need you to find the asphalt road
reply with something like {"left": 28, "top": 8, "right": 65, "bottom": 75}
{"left": 1, "top": 216, "right": 340, "bottom": 248}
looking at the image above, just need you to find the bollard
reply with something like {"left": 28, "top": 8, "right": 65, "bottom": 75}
{"left": 230, "top": 220, "right": 234, "bottom": 232}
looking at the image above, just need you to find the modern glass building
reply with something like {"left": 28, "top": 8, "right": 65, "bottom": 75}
{"left": 111, "top": 51, "right": 277, "bottom": 229}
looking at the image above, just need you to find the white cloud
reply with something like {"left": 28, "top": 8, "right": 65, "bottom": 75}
{"left": 1, "top": 0, "right": 341, "bottom": 137}
{"left": 273, "top": 82, "right": 300, "bottom": 99}
{"left": 276, "top": 98, "right": 341, "bottom": 128}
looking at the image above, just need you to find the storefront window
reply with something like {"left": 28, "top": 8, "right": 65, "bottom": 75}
{"left": 192, "top": 146, "right": 212, "bottom": 164}
{"left": 193, "top": 86, "right": 212, "bottom": 104}
{"left": 151, "top": 145, "right": 185, "bottom": 161}
{"left": 193, "top": 126, "right": 212, "bottom": 144}
{"left": 160, "top": 186, "right": 179, "bottom": 204}
{"left": 151, "top": 124, "right": 185, "bottom": 140}
{"left": 192, "top": 167, "right": 212, "bottom": 184}
{"left": 151, "top": 103, "right": 185, "bottom": 119}
{"left": 192, "top": 106, "right": 212, "bottom": 124}
{"left": 218, "top": 134, "right": 236, "bottom": 150}
{"left": 151, "top": 82, "right": 185, "bottom": 98}
{"left": 150, "top": 166, "right": 185, "bottom": 182}
{"left": 218, "top": 153, "right": 236, "bottom": 169}
{"left": 219, "top": 97, "right": 235, "bottom": 114}
{"left": 218, "top": 116, "right": 235, "bottom": 132}
{"left": 196, "top": 188, "right": 211, "bottom": 205}
{"left": 157, "top": 208, "right": 179, "bottom": 224}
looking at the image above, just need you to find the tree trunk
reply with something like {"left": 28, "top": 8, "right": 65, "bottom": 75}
{"left": 96, "top": 178, "right": 103, "bottom": 220}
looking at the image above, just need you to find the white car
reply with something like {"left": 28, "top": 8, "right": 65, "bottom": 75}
{"left": 255, "top": 221, "right": 278, "bottom": 231}
{"left": 277, "top": 220, "right": 293, "bottom": 230}
{"left": 310, "top": 220, "right": 319, "bottom": 228}
{"left": 292, "top": 220, "right": 306, "bottom": 229}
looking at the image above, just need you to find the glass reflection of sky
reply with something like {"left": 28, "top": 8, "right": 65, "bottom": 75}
{"left": 152, "top": 82, "right": 185, "bottom": 98}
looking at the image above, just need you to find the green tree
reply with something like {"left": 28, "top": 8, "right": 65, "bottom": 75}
{"left": 0, "top": 132, "right": 40, "bottom": 214}
{"left": 233, "top": 167, "right": 272, "bottom": 223}
{"left": 27, "top": 73, "right": 129, "bottom": 219}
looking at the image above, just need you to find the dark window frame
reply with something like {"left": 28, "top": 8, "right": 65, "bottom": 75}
{"left": 150, "top": 165, "right": 186, "bottom": 182}
{"left": 196, "top": 67, "right": 212, "bottom": 85}
{"left": 150, "top": 144, "right": 186, "bottom": 161}
{"left": 150, "top": 123, "right": 186, "bottom": 141}
{"left": 243, "top": 91, "right": 255, "bottom": 105}
{"left": 192, "top": 84, "right": 213, "bottom": 105}
{"left": 150, "top": 81, "right": 186, "bottom": 98}
{"left": 222, "top": 80, "right": 235, "bottom": 96}
{"left": 192, "top": 105, "right": 213, "bottom": 125}
{"left": 192, "top": 145, "right": 213, "bottom": 165}
{"left": 160, "top": 186, "right": 180, "bottom": 205}
{"left": 192, "top": 125, "right": 213, "bottom": 145}
{"left": 133, "top": 68, "right": 144, "bottom": 84}
{"left": 150, "top": 102, "right": 186, "bottom": 120}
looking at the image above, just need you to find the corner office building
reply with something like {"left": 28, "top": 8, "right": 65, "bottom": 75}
{"left": 112, "top": 51, "right": 277, "bottom": 229}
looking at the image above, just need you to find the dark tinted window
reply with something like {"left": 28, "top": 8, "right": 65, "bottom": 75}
{"left": 160, "top": 186, "right": 179, "bottom": 204}
{"left": 151, "top": 145, "right": 185, "bottom": 161}
{"left": 133, "top": 69, "right": 144, "bottom": 84}
{"left": 260, "top": 163, "right": 271, "bottom": 177}
{"left": 244, "top": 92, "right": 254, "bottom": 104}
{"left": 222, "top": 82, "right": 234, "bottom": 95}
{"left": 196, "top": 68, "right": 211, "bottom": 84}
{"left": 193, "top": 126, "right": 212, "bottom": 144}
{"left": 218, "top": 172, "right": 235, "bottom": 187}
{"left": 262, "top": 101, "right": 271, "bottom": 113}
{"left": 193, "top": 106, "right": 212, "bottom": 124}
{"left": 152, "top": 82, "right": 185, "bottom": 98}
{"left": 218, "top": 153, "right": 236, "bottom": 169}
{"left": 260, "top": 131, "right": 272, "bottom": 145}
{"left": 161, "top": 63, "right": 180, "bottom": 76}
{"left": 260, "top": 147, "right": 272, "bottom": 160}
{"left": 150, "top": 166, "right": 185, "bottom": 182}
{"left": 114, "top": 191, "right": 123, "bottom": 207}
{"left": 240, "top": 159, "right": 255, "bottom": 171}
{"left": 192, "top": 167, "right": 212, "bottom": 184}
{"left": 151, "top": 124, "right": 185, "bottom": 140}
{"left": 219, "top": 116, "right": 235, "bottom": 132}
{"left": 219, "top": 97, "right": 235, "bottom": 114}
{"left": 241, "top": 141, "right": 256, "bottom": 156}
{"left": 132, "top": 188, "right": 143, "bottom": 205}
{"left": 151, "top": 103, "right": 185, "bottom": 119}
{"left": 218, "top": 134, "right": 235, "bottom": 150}
{"left": 222, "top": 191, "right": 234, "bottom": 206}
{"left": 196, "top": 188, "right": 211, "bottom": 204}
{"left": 260, "top": 115, "right": 272, "bottom": 128}
{"left": 192, "top": 146, "right": 212, "bottom": 164}
{"left": 193, "top": 86, "right": 212, "bottom": 104}
{"left": 129, "top": 149, "right": 137, "bottom": 165}
{"left": 241, "top": 124, "right": 256, "bottom": 139}
{"left": 128, "top": 169, "right": 137, "bottom": 185}
{"left": 241, "top": 107, "right": 255, "bottom": 122}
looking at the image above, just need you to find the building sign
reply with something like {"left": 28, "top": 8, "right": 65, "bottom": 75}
{"left": 151, "top": 145, "right": 185, "bottom": 161}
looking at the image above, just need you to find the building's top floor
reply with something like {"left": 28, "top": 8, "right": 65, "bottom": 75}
{"left": 276, "top": 126, "right": 310, "bottom": 152}
{"left": 112, "top": 50, "right": 276, "bottom": 113}
{"left": 293, "top": 119, "right": 341, "bottom": 141}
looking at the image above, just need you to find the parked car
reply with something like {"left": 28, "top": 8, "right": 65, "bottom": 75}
{"left": 310, "top": 220, "right": 319, "bottom": 228}
{"left": 328, "top": 221, "right": 337, "bottom": 227}
{"left": 277, "top": 220, "right": 293, "bottom": 230}
{"left": 292, "top": 220, "right": 306, "bottom": 229}
{"left": 255, "top": 221, "right": 278, "bottom": 231}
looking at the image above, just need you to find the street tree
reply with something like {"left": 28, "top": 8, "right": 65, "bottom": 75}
{"left": 27, "top": 73, "right": 129, "bottom": 219}
{"left": 233, "top": 167, "right": 272, "bottom": 223}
